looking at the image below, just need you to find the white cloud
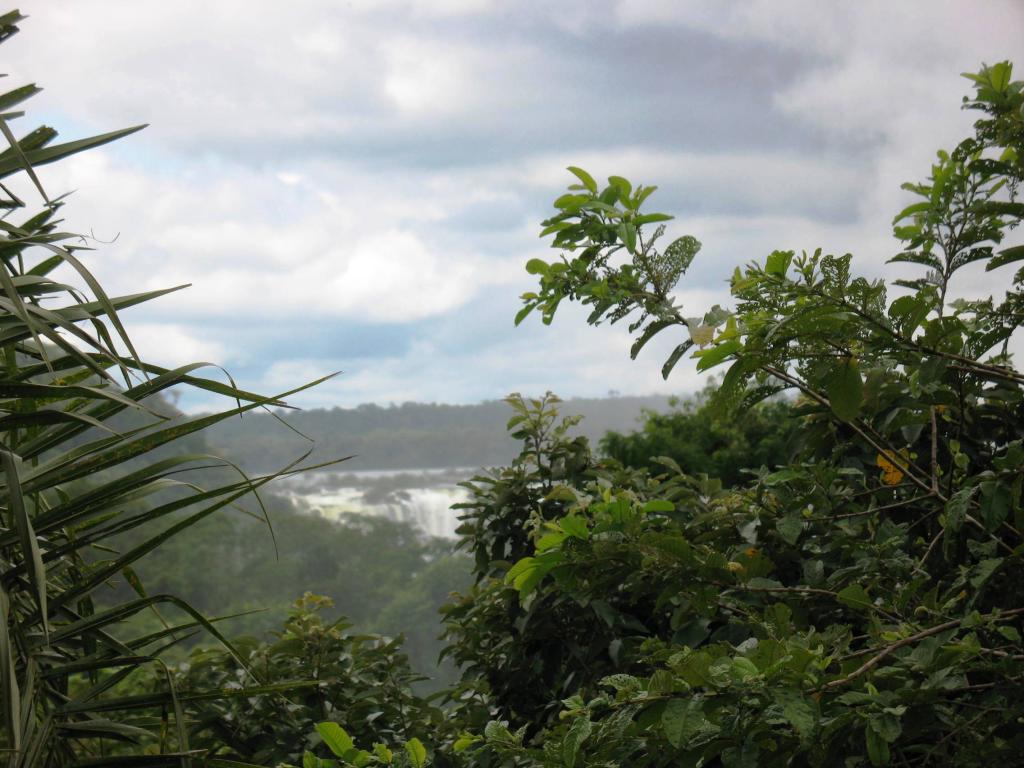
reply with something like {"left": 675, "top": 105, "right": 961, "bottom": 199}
{"left": 121, "top": 323, "right": 227, "bottom": 369}
{"left": 23, "top": 150, "right": 496, "bottom": 323}
{"left": 381, "top": 37, "right": 479, "bottom": 115}
{"left": 7, "top": 0, "right": 1023, "bottom": 410}
{"left": 508, "top": 147, "right": 868, "bottom": 218}
{"left": 254, "top": 307, "right": 709, "bottom": 411}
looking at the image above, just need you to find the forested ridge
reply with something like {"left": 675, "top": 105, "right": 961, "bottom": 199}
{"left": 204, "top": 395, "right": 672, "bottom": 473}
{"left": 1, "top": 8, "right": 1022, "bottom": 768}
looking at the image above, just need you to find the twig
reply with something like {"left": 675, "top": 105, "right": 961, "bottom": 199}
{"left": 820, "top": 607, "right": 1024, "bottom": 691}
{"left": 721, "top": 582, "right": 902, "bottom": 625}
{"left": 808, "top": 494, "right": 935, "bottom": 522}
{"left": 763, "top": 365, "right": 940, "bottom": 501}
{"left": 914, "top": 529, "right": 943, "bottom": 574}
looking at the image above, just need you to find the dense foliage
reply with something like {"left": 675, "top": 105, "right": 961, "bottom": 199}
{"left": 599, "top": 385, "right": 797, "bottom": 485}
{"left": 470, "top": 61, "right": 1024, "bottom": 766}
{"left": 163, "top": 594, "right": 444, "bottom": 767}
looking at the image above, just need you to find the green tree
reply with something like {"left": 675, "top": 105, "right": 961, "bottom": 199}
{"left": 599, "top": 383, "right": 797, "bottom": 486}
{"left": 166, "top": 594, "right": 446, "bottom": 766}
{"left": 462, "top": 62, "right": 1024, "bottom": 766}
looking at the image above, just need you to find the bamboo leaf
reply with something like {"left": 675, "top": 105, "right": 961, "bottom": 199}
{"left": 0, "top": 584, "right": 21, "bottom": 752}
{"left": 0, "top": 124, "right": 146, "bottom": 180}
{"left": 2, "top": 447, "right": 48, "bottom": 638}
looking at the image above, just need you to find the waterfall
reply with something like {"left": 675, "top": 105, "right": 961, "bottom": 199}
{"left": 275, "top": 467, "right": 474, "bottom": 539}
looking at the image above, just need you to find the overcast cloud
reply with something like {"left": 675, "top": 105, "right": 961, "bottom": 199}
{"left": 6, "top": 1, "right": 1024, "bottom": 409}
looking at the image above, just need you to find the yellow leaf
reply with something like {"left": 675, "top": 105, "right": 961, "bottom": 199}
{"left": 875, "top": 449, "right": 909, "bottom": 486}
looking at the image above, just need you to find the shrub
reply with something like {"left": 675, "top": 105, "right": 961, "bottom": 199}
{"left": 167, "top": 594, "right": 445, "bottom": 766}
{"left": 448, "top": 62, "right": 1024, "bottom": 766}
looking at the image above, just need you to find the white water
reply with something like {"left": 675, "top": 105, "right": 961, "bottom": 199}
{"left": 275, "top": 467, "right": 474, "bottom": 539}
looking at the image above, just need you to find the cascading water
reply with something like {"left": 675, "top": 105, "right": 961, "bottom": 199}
{"left": 275, "top": 467, "right": 474, "bottom": 539}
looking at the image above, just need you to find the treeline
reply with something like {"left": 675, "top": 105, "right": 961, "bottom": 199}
{"left": 204, "top": 394, "right": 672, "bottom": 472}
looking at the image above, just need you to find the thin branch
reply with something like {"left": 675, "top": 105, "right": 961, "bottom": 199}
{"left": 820, "top": 607, "right": 1024, "bottom": 691}
{"left": 807, "top": 493, "right": 935, "bottom": 522}
{"left": 720, "top": 582, "right": 902, "bottom": 625}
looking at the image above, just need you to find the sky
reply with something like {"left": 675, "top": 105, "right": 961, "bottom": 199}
{"left": 6, "top": 1, "right": 1024, "bottom": 411}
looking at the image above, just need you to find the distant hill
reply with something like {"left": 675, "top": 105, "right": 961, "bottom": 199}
{"left": 204, "top": 394, "right": 674, "bottom": 473}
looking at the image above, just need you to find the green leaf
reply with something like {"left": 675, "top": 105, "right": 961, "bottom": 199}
{"left": 643, "top": 500, "right": 675, "bottom": 513}
{"left": 776, "top": 515, "right": 803, "bottom": 546}
{"left": 514, "top": 304, "right": 535, "bottom": 326}
{"left": 608, "top": 175, "right": 633, "bottom": 201}
{"left": 562, "top": 716, "right": 592, "bottom": 768}
{"left": 0, "top": 83, "right": 41, "bottom": 113}
{"left": 695, "top": 339, "right": 741, "bottom": 372}
{"left": 525, "top": 258, "right": 549, "bottom": 275}
{"left": 763, "top": 468, "right": 803, "bottom": 486}
{"left": 559, "top": 514, "right": 589, "bottom": 540}
{"left": 730, "top": 656, "right": 760, "bottom": 680}
{"left": 892, "top": 200, "right": 933, "bottom": 224}
{"left": 662, "top": 697, "right": 704, "bottom": 748}
{"left": 0, "top": 587, "right": 20, "bottom": 753}
{"left": 661, "top": 340, "right": 694, "bottom": 379}
{"left": 635, "top": 212, "right": 673, "bottom": 225}
{"left": 505, "top": 555, "right": 559, "bottom": 597}
{"left": 979, "top": 481, "right": 1011, "bottom": 532}
{"left": 663, "top": 235, "right": 701, "bottom": 275}
{"left": 618, "top": 222, "right": 637, "bottom": 253}
{"left": 825, "top": 358, "right": 862, "bottom": 422}
{"left": 765, "top": 250, "right": 793, "bottom": 278}
{"left": 943, "top": 487, "right": 974, "bottom": 559}
{"left": 631, "top": 319, "right": 674, "bottom": 360}
{"left": 866, "top": 727, "right": 891, "bottom": 766}
{"left": 987, "top": 244, "right": 1024, "bottom": 271}
{"left": 539, "top": 220, "right": 575, "bottom": 237}
{"left": 567, "top": 166, "right": 597, "bottom": 193}
{"left": 2, "top": 449, "right": 47, "bottom": 639}
{"left": 970, "top": 557, "right": 1003, "bottom": 589}
{"left": 774, "top": 690, "right": 816, "bottom": 742}
{"left": 836, "top": 584, "right": 872, "bottom": 612}
{"left": 405, "top": 737, "right": 427, "bottom": 768}
{"left": 0, "top": 125, "right": 146, "bottom": 180}
{"left": 317, "top": 722, "right": 355, "bottom": 757}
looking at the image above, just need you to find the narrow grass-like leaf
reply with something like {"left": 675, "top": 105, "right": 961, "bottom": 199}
{"left": 0, "top": 407, "right": 117, "bottom": 432}
{"left": 45, "top": 595, "right": 256, "bottom": 685}
{"left": 0, "top": 83, "right": 40, "bottom": 112}
{"left": 21, "top": 374, "right": 335, "bottom": 494}
{"left": 0, "top": 124, "right": 147, "bottom": 179}
{"left": 61, "top": 679, "right": 323, "bottom": 715}
{"left": 2, "top": 447, "right": 48, "bottom": 638}
{"left": 0, "top": 584, "right": 21, "bottom": 752}
{"left": 57, "top": 718, "right": 154, "bottom": 743}
{"left": 0, "top": 114, "right": 49, "bottom": 202}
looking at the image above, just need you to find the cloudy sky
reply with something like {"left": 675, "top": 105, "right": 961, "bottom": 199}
{"left": 7, "top": 1, "right": 1024, "bottom": 410}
